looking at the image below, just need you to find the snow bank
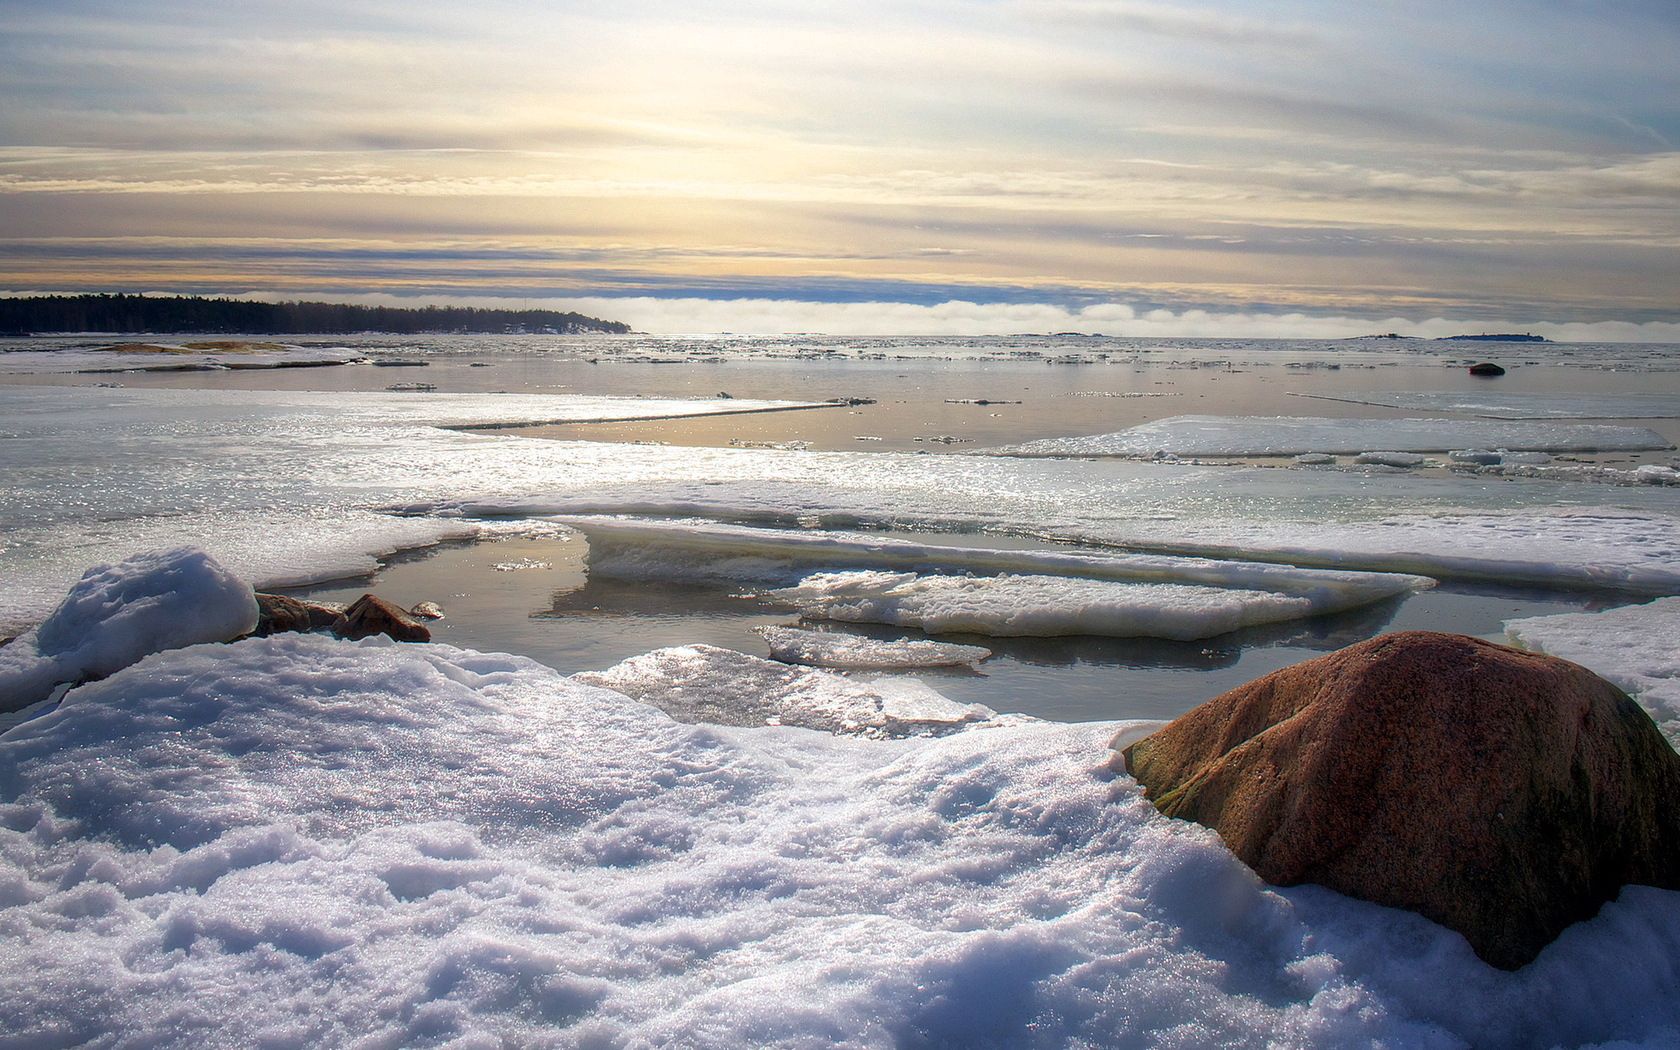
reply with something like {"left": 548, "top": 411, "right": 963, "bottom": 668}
{"left": 990, "top": 415, "right": 1674, "bottom": 457}
{"left": 773, "top": 570, "right": 1321, "bottom": 640}
{"left": 0, "top": 548, "right": 256, "bottom": 711}
{"left": 3, "top": 636, "right": 1678, "bottom": 1046}
{"left": 575, "top": 643, "right": 995, "bottom": 736}
{"left": 1506, "top": 597, "right": 1680, "bottom": 748}
{"left": 757, "top": 625, "right": 991, "bottom": 669}
{"left": 565, "top": 517, "right": 1432, "bottom": 616}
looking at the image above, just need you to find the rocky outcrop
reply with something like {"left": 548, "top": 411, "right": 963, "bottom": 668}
{"left": 333, "top": 594, "right": 432, "bottom": 643}
{"left": 1117, "top": 631, "right": 1680, "bottom": 969}
{"left": 253, "top": 593, "right": 344, "bottom": 636}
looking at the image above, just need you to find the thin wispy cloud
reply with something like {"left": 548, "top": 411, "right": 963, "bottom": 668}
{"left": 0, "top": 0, "right": 1675, "bottom": 332}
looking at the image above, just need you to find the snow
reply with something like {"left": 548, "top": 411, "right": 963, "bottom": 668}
{"left": 772, "top": 570, "right": 1323, "bottom": 640}
{"left": 1296, "top": 391, "right": 1680, "bottom": 420}
{"left": 0, "top": 548, "right": 257, "bottom": 711}
{"left": 756, "top": 625, "right": 992, "bottom": 669}
{"left": 1506, "top": 597, "right": 1680, "bottom": 748}
{"left": 991, "top": 415, "right": 1674, "bottom": 457}
{"left": 575, "top": 643, "right": 996, "bottom": 736}
{"left": 2, "top": 634, "right": 1678, "bottom": 1046}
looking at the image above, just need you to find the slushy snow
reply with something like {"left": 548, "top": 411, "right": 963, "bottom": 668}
{"left": 0, "top": 547, "right": 256, "bottom": 711}
{"left": 756, "top": 625, "right": 992, "bottom": 669}
{"left": 575, "top": 643, "right": 995, "bottom": 736}
{"left": 2, "top": 635, "right": 1678, "bottom": 1047}
{"left": 773, "top": 570, "right": 1323, "bottom": 640}
{"left": 991, "top": 415, "right": 1673, "bottom": 457}
{"left": 1507, "top": 596, "right": 1680, "bottom": 748}
{"left": 1296, "top": 391, "right": 1680, "bottom": 420}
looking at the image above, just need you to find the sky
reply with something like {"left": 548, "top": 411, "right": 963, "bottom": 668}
{"left": 1, "top": 0, "right": 1677, "bottom": 337}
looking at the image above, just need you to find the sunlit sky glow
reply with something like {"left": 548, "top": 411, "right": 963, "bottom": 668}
{"left": 2, "top": 0, "right": 1677, "bottom": 336}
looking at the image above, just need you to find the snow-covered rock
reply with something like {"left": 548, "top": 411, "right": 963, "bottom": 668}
{"left": 756, "top": 625, "right": 991, "bottom": 669}
{"left": 0, "top": 548, "right": 257, "bottom": 711}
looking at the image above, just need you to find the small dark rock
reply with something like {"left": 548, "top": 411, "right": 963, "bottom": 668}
{"left": 1468, "top": 362, "right": 1506, "bottom": 376}
{"left": 1117, "top": 631, "right": 1680, "bottom": 970}
{"left": 253, "top": 593, "right": 344, "bottom": 636}
{"left": 333, "top": 594, "right": 432, "bottom": 643}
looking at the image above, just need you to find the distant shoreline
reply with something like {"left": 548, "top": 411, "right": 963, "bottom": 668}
{"left": 0, "top": 294, "right": 631, "bottom": 336}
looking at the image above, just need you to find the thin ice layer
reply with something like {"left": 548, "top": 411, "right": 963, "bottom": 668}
{"left": 1296, "top": 391, "right": 1680, "bottom": 420}
{"left": 2, "top": 636, "right": 1677, "bottom": 1046}
{"left": 1506, "top": 597, "right": 1680, "bottom": 748}
{"left": 0, "top": 548, "right": 256, "bottom": 711}
{"left": 756, "top": 625, "right": 992, "bottom": 669}
{"left": 564, "top": 517, "right": 1432, "bottom": 615}
{"left": 772, "top": 570, "right": 1318, "bottom": 640}
{"left": 991, "top": 415, "right": 1673, "bottom": 457}
{"left": 575, "top": 643, "right": 994, "bottom": 736}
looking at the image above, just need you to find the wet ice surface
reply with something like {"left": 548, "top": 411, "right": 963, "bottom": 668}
{"left": 993, "top": 414, "right": 1675, "bottom": 457}
{"left": 1298, "top": 390, "right": 1680, "bottom": 419}
{"left": 755, "top": 625, "right": 992, "bottom": 669}
{"left": 3, "top": 634, "right": 1679, "bottom": 1047}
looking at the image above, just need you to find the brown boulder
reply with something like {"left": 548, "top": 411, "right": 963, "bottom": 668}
{"left": 253, "top": 593, "right": 344, "bottom": 636}
{"left": 332, "top": 594, "right": 432, "bottom": 643}
{"left": 1117, "top": 631, "right": 1680, "bottom": 969}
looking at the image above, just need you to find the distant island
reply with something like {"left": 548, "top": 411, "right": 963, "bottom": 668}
{"left": 0, "top": 294, "right": 631, "bottom": 336}
{"left": 1436, "top": 333, "right": 1550, "bottom": 343}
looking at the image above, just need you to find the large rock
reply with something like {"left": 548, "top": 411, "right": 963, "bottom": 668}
{"left": 332, "top": 594, "right": 432, "bottom": 643}
{"left": 1117, "top": 631, "right": 1680, "bottom": 969}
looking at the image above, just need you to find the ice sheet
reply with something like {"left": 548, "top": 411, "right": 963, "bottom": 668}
{"left": 990, "top": 415, "right": 1674, "bottom": 457}
{"left": 756, "top": 625, "right": 992, "bottom": 669}
{"left": 2, "top": 635, "right": 1677, "bottom": 1046}
{"left": 0, "top": 548, "right": 257, "bottom": 711}
{"left": 575, "top": 643, "right": 995, "bottom": 736}
{"left": 1506, "top": 597, "right": 1680, "bottom": 748}
{"left": 4, "top": 385, "right": 1680, "bottom": 639}
{"left": 563, "top": 517, "right": 1432, "bottom": 616}
{"left": 1297, "top": 391, "right": 1680, "bottom": 419}
{"left": 773, "top": 570, "right": 1319, "bottom": 640}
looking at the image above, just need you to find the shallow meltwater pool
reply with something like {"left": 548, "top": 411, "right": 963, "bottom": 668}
{"left": 280, "top": 530, "right": 1625, "bottom": 723}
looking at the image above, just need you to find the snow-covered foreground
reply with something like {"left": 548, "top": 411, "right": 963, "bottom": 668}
{"left": 4, "top": 634, "right": 1678, "bottom": 1048}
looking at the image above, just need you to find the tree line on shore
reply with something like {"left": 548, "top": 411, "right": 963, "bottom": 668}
{"left": 0, "top": 294, "right": 631, "bottom": 335}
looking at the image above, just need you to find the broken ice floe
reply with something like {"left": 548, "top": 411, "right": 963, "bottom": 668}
{"left": 770, "top": 570, "right": 1323, "bottom": 640}
{"left": 574, "top": 643, "right": 996, "bottom": 736}
{"left": 986, "top": 415, "right": 1673, "bottom": 457}
{"left": 563, "top": 517, "right": 1431, "bottom": 638}
{"left": 756, "top": 625, "right": 991, "bottom": 669}
{"left": 1507, "top": 597, "right": 1680, "bottom": 749}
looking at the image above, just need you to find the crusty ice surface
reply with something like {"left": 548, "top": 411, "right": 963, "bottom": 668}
{"left": 2, "top": 634, "right": 1678, "bottom": 1046}
{"left": 1507, "top": 596, "right": 1680, "bottom": 748}
{"left": 0, "top": 548, "right": 256, "bottom": 710}
{"left": 575, "top": 643, "right": 995, "bottom": 736}
{"left": 1297, "top": 391, "right": 1680, "bottom": 419}
{"left": 990, "top": 414, "right": 1674, "bottom": 456}
{"left": 773, "top": 570, "right": 1320, "bottom": 640}
{"left": 756, "top": 625, "right": 991, "bottom": 668}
